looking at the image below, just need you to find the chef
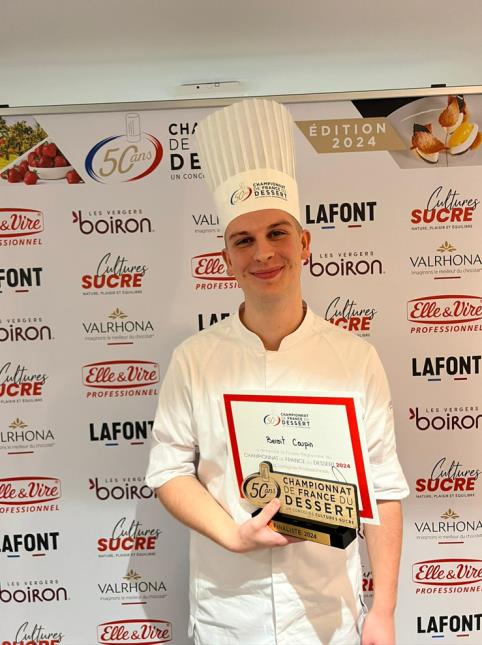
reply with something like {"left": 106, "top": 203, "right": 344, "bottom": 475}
{"left": 146, "top": 98, "right": 409, "bottom": 645}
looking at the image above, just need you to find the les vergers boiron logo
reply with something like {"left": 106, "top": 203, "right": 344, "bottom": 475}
{"left": 408, "top": 295, "right": 482, "bottom": 333}
{"left": 97, "top": 619, "right": 171, "bottom": 645}
{"left": 0, "top": 208, "right": 44, "bottom": 246}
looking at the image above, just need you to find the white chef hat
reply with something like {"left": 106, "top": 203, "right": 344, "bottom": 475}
{"left": 195, "top": 98, "right": 300, "bottom": 231}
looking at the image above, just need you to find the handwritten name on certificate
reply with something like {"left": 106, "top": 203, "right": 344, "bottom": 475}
{"left": 224, "top": 392, "right": 379, "bottom": 523}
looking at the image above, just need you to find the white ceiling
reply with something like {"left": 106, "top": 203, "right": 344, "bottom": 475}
{"left": 2, "top": 0, "right": 482, "bottom": 107}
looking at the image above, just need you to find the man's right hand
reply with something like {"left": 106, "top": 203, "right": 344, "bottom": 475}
{"left": 230, "top": 498, "right": 299, "bottom": 553}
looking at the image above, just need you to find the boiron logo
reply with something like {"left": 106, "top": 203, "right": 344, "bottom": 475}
{"left": 309, "top": 251, "right": 383, "bottom": 278}
{"left": 97, "top": 619, "right": 172, "bottom": 644}
{"left": 0, "top": 208, "right": 44, "bottom": 247}
{"left": 89, "top": 477, "right": 154, "bottom": 502}
{"left": 412, "top": 559, "right": 482, "bottom": 594}
{"left": 408, "top": 295, "right": 482, "bottom": 334}
{"left": 409, "top": 406, "right": 481, "bottom": 432}
{"left": 0, "top": 477, "right": 61, "bottom": 514}
{"left": 72, "top": 210, "right": 153, "bottom": 236}
{"left": 82, "top": 361, "right": 159, "bottom": 399}
{"left": 191, "top": 253, "right": 239, "bottom": 291}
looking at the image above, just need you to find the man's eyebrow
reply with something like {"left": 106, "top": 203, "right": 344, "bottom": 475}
{"left": 228, "top": 220, "right": 293, "bottom": 241}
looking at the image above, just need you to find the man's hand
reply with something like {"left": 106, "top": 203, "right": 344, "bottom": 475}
{"left": 361, "top": 608, "right": 395, "bottom": 645}
{"left": 231, "top": 498, "right": 298, "bottom": 552}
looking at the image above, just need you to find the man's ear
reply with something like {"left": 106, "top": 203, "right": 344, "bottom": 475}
{"left": 300, "top": 229, "right": 311, "bottom": 262}
{"left": 222, "top": 248, "right": 235, "bottom": 277}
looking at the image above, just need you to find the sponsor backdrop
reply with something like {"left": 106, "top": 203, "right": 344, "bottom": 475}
{"left": 1, "top": 91, "right": 481, "bottom": 644}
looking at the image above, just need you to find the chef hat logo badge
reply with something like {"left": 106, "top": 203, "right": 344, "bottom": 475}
{"left": 230, "top": 183, "right": 253, "bottom": 206}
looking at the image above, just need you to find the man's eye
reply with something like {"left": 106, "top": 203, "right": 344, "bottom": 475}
{"left": 270, "top": 229, "right": 286, "bottom": 238}
{"left": 235, "top": 237, "right": 251, "bottom": 246}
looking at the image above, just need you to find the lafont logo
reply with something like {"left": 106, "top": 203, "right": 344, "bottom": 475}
{"left": 97, "top": 619, "right": 172, "bottom": 644}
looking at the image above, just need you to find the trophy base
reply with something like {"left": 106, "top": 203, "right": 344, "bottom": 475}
{"left": 253, "top": 509, "right": 357, "bottom": 549}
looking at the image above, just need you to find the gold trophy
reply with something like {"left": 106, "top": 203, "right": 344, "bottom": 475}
{"left": 243, "top": 461, "right": 359, "bottom": 549}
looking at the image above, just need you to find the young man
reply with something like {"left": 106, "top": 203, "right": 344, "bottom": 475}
{"left": 146, "top": 99, "right": 409, "bottom": 645}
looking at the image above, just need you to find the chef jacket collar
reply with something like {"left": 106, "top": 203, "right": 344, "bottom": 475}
{"left": 232, "top": 302, "right": 315, "bottom": 352}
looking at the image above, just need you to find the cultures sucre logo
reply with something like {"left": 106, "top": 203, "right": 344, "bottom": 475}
{"left": 362, "top": 565, "right": 374, "bottom": 599}
{"left": 4, "top": 621, "right": 64, "bottom": 645}
{"left": 414, "top": 507, "right": 482, "bottom": 543}
{"left": 407, "top": 295, "right": 482, "bottom": 334}
{"left": 409, "top": 405, "right": 481, "bottom": 432}
{"left": 168, "top": 120, "right": 203, "bottom": 181}
{"left": 88, "top": 476, "right": 154, "bottom": 502}
{"left": 0, "top": 531, "right": 59, "bottom": 557}
{"left": 0, "top": 208, "right": 44, "bottom": 247}
{"left": 72, "top": 209, "right": 153, "bottom": 236}
{"left": 410, "top": 241, "right": 482, "bottom": 278}
{"left": 89, "top": 419, "right": 153, "bottom": 446}
{"left": 411, "top": 186, "right": 480, "bottom": 231}
{"left": 0, "top": 362, "right": 48, "bottom": 405}
{"left": 412, "top": 558, "right": 482, "bottom": 594}
{"left": 0, "top": 266, "right": 42, "bottom": 294}
{"left": 308, "top": 250, "right": 384, "bottom": 278}
{"left": 82, "top": 252, "right": 148, "bottom": 295}
{"left": 411, "top": 353, "right": 481, "bottom": 382}
{"left": 323, "top": 296, "right": 378, "bottom": 337}
{"left": 0, "top": 477, "right": 61, "bottom": 514}
{"left": 97, "top": 516, "right": 161, "bottom": 558}
{"left": 191, "top": 252, "right": 239, "bottom": 291}
{"left": 97, "top": 619, "right": 172, "bottom": 645}
{"left": 0, "top": 418, "right": 55, "bottom": 454}
{"left": 82, "top": 360, "right": 159, "bottom": 399}
{"left": 83, "top": 309, "right": 154, "bottom": 344}
{"left": 417, "top": 612, "right": 482, "bottom": 638}
{"left": 305, "top": 200, "right": 376, "bottom": 229}
{"left": 97, "top": 569, "right": 167, "bottom": 603}
{"left": 415, "top": 457, "right": 481, "bottom": 499}
{"left": 0, "top": 579, "right": 68, "bottom": 605}
{"left": 0, "top": 316, "right": 53, "bottom": 343}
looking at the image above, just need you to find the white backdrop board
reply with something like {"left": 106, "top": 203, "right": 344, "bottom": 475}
{"left": 0, "top": 88, "right": 481, "bottom": 645}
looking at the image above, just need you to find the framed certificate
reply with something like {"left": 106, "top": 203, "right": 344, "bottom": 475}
{"left": 224, "top": 392, "right": 379, "bottom": 524}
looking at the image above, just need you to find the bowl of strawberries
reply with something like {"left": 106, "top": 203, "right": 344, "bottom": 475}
{"left": 28, "top": 141, "right": 73, "bottom": 180}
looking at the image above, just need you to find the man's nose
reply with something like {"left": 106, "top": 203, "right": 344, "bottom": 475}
{"left": 253, "top": 239, "right": 275, "bottom": 262}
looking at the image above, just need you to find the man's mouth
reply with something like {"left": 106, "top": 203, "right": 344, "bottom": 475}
{"left": 251, "top": 266, "right": 284, "bottom": 280}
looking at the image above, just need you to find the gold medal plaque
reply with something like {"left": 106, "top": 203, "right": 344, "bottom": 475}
{"left": 242, "top": 461, "right": 359, "bottom": 549}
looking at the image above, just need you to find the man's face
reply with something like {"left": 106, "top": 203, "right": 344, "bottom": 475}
{"left": 222, "top": 209, "right": 310, "bottom": 304}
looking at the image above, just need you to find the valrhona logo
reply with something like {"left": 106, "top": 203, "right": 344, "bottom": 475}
{"left": 192, "top": 213, "right": 220, "bottom": 236}
{"left": 414, "top": 508, "right": 482, "bottom": 542}
{"left": 415, "top": 457, "right": 481, "bottom": 498}
{"left": 411, "top": 186, "right": 480, "bottom": 230}
{"left": 0, "top": 362, "right": 48, "bottom": 404}
{"left": 305, "top": 200, "right": 376, "bottom": 228}
{"left": 407, "top": 295, "right": 482, "bottom": 334}
{"left": 89, "top": 477, "right": 154, "bottom": 502}
{"left": 97, "top": 516, "right": 161, "bottom": 557}
{"left": 89, "top": 419, "right": 153, "bottom": 444}
{"left": 0, "top": 580, "right": 68, "bottom": 604}
{"left": 97, "top": 569, "right": 167, "bottom": 603}
{"left": 412, "top": 354, "right": 481, "bottom": 381}
{"left": 83, "top": 309, "right": 154, "bottom": 343}
{"left": 0, "top": 208, "right": 44, "bottom": 247}
{"left": 410, "top": 241, "right": 482, "bottom": 278}
{"left": 1, "top": 418, "right": 55, "bottom": 453}
{"left": 409, "top": 405, "right": 481, "bottom": 432}
{"left": 82, "top": 252, "right": 148, "bottom": 294}
{"left": 0, "top": 531, "right": 59, "bottom": 556}
{"left": 82, "top": 361, "right": 159, "bottom": 399}
{"left": 97, "top": 619, "right": 172, "bottom": 645}
{"left": 412, "top": 559, "right": 482, "bottom": 594}
{"left": 309, "top": 251, "right": 383, "bottom": 278}
{"left": 6, "top": 620, "right": 64, "bottom": 645}
{"left": 0, "top": 317, "right": 52, "bottom": 343}
{"left": 0, "top": 267, "right": 42, "bottom": 294}
{"left": 324, "top": 296, "right": 377, "bottom": 336}
{"left": 0, "top": 477, "right": 61, "bottom": 514}
{"left": 191, "top": 252, "right": 239, "bottom": 291}
{"left": 72, "top": 209, "right": 153, "bottom": 236}
{"left": 417, "top": 612, "right": 482, "bottom": 637}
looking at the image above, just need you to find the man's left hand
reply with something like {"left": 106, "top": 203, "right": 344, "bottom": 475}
{"left": 361, "top": 608, "right": 395, "bottom": 645}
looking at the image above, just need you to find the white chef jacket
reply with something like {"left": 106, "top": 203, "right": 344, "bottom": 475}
{"left": 146, "top": 306, "right": 409, "bottom": 645}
